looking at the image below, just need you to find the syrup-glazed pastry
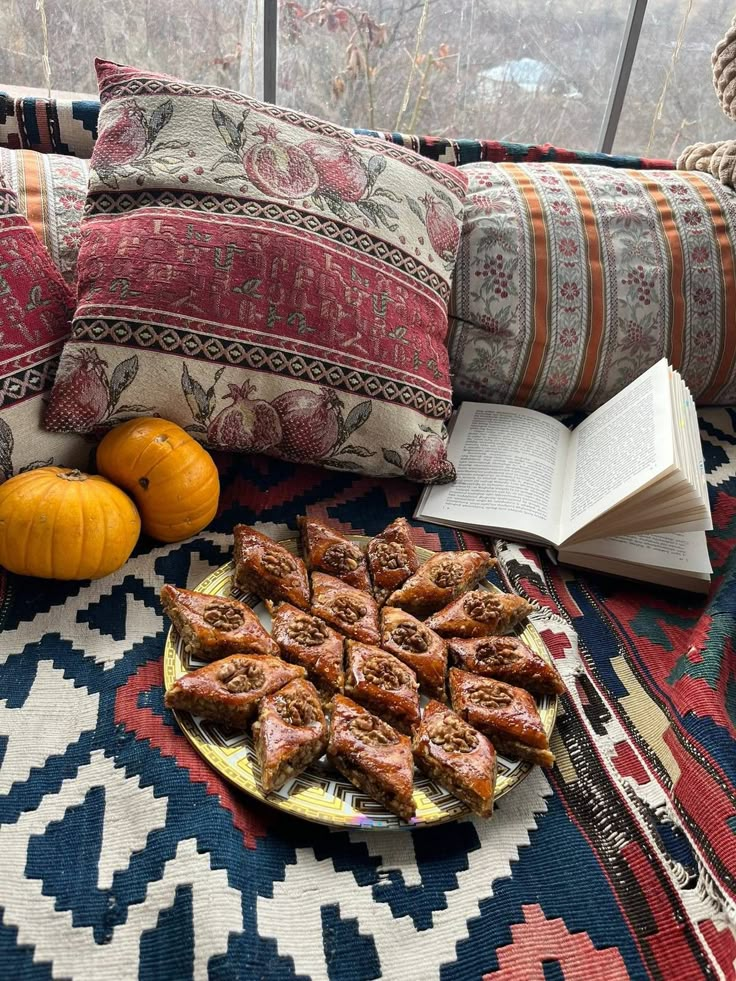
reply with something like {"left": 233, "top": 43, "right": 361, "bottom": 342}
{"left": 327, "top": 695, "right": 415, "bottom": 821}
{"left": 310, "top": 572, "right": 380, "bottom": 645}
{"left": 233, "top": 525, "right": 310, "bottom": 610}
{"left": 412, "top": 699, "right": 496, "bottom": 817}
{"left": 380, "top": 606, "right": 447, "bottom": 701}
{"left": 426, "top": 590, "right": 534, "bottom": 638}
{"left": 161, "top": 584, "right": 280, "bottom": 661}
{"left": 448, "top": 636, "right": 565, "bottom": 696}
{"left": 449, "top": 669, "right": 554, "bottom": 767}
{"left": 344, "top": 641, "right": 420, "bottom": 734}
{"left": 366, "top": 517, "right": 420, "bottom": 606}
{"left": 385, "top": 550, "right": 495, "bottom": 618}
{"left": 165, "top": 655, "right": 305, "bottom": 728}
{"left": 252, "top": 677, "right": 329, "bottom": 794}
{"left": 269, "top": 601, "right": 345, "bottom": 695}
{"left": 298, "top": 516, "right": 371, "bottom": 592}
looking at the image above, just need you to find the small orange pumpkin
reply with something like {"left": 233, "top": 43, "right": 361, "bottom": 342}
{"left": 0, "top": 467, "right": 141, "bottom": 580}
{"left": 96, "top": 418, "right": 220, "bottom": 543}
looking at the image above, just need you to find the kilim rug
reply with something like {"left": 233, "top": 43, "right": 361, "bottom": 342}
{"left": 0, "top": 409, "right": 734, "bottom": 979}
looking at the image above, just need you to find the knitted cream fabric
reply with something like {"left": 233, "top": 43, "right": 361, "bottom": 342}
{"left": 677, "top": 139, "right": 736, "bottom": 188}
{"left": 713, "top": 15, "right": 736, "bottom": 120}
{"left": 679, "top": 16, "right": 736, "bottom": 185}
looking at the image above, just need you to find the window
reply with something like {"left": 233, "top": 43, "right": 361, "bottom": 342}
{"left": 615, "top": 0, "right": 734, "bottom": 160}
{"left": 278, "top": 1, "right": 627, "bottom": 150}
{"left": 0, "top": 0, "right": 731, "bottom": 158}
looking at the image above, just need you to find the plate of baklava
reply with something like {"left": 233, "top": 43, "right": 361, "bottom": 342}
{"left": 161, "top": 517, "right": 564, "bottom": 829}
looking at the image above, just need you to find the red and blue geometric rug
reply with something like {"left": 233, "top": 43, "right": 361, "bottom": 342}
{"left": 0, "top": 408, "right": 734, "bottom": 979}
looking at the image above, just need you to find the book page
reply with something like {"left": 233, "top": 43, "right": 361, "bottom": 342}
{"left": 560, "top": 531, "right": 711, "bottom": 575}
{"left": 559, "top": 359, "right": 675, "bottom": 542}
{"left": 416, "top": 403, "right": 571, "bottom": 544}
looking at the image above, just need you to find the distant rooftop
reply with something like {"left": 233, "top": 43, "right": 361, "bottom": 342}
{"left": 478, "top": 57, "right": 581, "bottom": 98}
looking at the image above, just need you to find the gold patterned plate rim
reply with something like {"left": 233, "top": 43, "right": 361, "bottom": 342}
{"left": 163, "top": 537, "right": 559, "bottom": 830}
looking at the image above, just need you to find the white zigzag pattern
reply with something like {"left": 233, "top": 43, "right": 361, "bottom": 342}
{"left": 258, "top": 767, "right": 552, "bottom": 980}
{"left": 0, "top": 751, "right": 241, "bottom": 981}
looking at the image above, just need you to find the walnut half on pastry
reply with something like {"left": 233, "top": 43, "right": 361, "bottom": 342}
{"left": 253, "top": 677, "right": 329, "bottom": 794}
{"left": 449, "top": 669, "right": 554, "bottom": 768}
{"left": 385, "top": 550, "right": 495, "bottom": 618}
{"left": 165, "top": 655, "right": 305, "bottom": 729}
{"left": 413, "top": 700, "right": 496, "bottom": 817}
{"left": 426, "top": 590, "right": 534, "bottom": 638}
{"left": 327, "top": 695, "right": 415, "bottom": 821}
{"left": 233, "top": 524, "right": 310, "bottom": 610}
{"left": 161, "top": 584, "right": 280, "bottom": 661}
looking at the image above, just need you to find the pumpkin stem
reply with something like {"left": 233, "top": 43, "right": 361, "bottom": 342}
{"left": 58, "top": 469, "right": 89, "bottom": 482}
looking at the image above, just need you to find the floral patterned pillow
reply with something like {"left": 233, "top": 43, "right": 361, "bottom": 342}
{"left": 44, "top": 60, "right": 467, "bottom": 483}
{"left": 0, "top": 182, "right": 91, "bottom": 481}
{"left": 449, "top": 162, "right": 736, "bottom": 409}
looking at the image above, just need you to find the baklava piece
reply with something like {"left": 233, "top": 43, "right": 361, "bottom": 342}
{"left": 385, "top": 550, "right": 495, "bottom": 618}
{"left": 412, "top": 700, "right": 496, "bottom": 817}
{"left": 161, "top": 584, "right": 280, "bottom": 661}
{"left": 426, "top": 589, "right": 534, "bottom": 638}
{"left": 344, "top": 641, "right": 420, "bottom": 734}
{"left": 380, "top": 606, "right": 448, "bottom": 701}
{"left": 448, "top": 636, "right": 565, "bottom": 696}
{"left": 298, "top": 516, "right": 371, "bottom": 592}
{"left": 233, "top": 524, "right": 310, "bottom": 610}
{"left": 366, "top": 517, "right": 420, "bottom": 606}
{"left": 327, "top": 695, "right": 415, "bottom": 821}
{"left": 165, "top": 655, "right": 305, "bottom": 728}
{"left": 269, "top": 600, "right": 345, "bottom": 695}
{"left": 310, "top": 572, "right": 380, "bottom": 645}
{"left": 252, "top": 677, "right": 329, "bottom": 794}
{"left": 449, "top": 669, "right": 554, "bottom": 767}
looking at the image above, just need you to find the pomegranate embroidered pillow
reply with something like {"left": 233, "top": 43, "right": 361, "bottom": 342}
{"left": 0, "top": 181, "right": 91, "bottom": 481}
{"left": 44, "top": 60, "right": 467, "bottom": 483}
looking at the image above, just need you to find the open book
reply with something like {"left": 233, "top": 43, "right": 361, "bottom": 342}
{"left": 416, "top": 360, "right": 713, "bottom": 591}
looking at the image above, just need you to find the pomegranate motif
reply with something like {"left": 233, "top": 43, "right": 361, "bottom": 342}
{"left": 271, "top": 388, "right": 343, "bottom": 462}
{"left": 94, "top": 103, "right": 148, "bottom": 171}
{"left": 300, "top": 140, "right": 369, "bottom": 202}
{"left": 401, "top": 431, "right": 454, "bottom": 482}
{"left": 45, "top": 348, "right": 111, "bottom": 430}
{"left": 421, "top": 193, "right": 460, "bottom": 262}
{"left": 207, "top": 381, "right": 282, "bottom": 453}
{"left": 244, "top": 125, "right": 319, "bottom": 199}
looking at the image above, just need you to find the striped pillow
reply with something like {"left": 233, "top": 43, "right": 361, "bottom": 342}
{"left": 0, "top": 149, "right": 88, "bottom": 282}
{"left": 449, "top": 163, "right": 736, "bottom": 409}
{"left": 0, "top": 183, "right": 91, "bottom": 480}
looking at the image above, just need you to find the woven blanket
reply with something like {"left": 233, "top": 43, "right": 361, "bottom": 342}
{"left": 0, "top": 91, "right": 674, "bottom": 171}
{"left": 0, "top": 408, "right": 734, "bottom": 980}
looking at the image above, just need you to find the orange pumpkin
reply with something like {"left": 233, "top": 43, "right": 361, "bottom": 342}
{"left": 96, "top": 418, "right": 220, "bottom": 543}
{"left": 0, "top": 467, "right": 141, "bottom": 580}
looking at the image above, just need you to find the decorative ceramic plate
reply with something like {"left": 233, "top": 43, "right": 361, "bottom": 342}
{"left": 163, "top": 537, "right": 558, "bottom": 830}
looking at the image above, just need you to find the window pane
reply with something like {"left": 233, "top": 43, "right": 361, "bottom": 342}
{"left": 278, "top": 0, "right": 629, "bottom": 146}
{"left": 1, "top": 0, "right": 264, "bottom": 99}
{"left": 615, "top": 0, "right": 733, "bottom": 160}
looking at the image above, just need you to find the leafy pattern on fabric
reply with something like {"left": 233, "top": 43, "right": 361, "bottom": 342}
{"left": 45, "top": 61, "right": 467, "bottom": 483}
